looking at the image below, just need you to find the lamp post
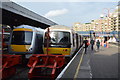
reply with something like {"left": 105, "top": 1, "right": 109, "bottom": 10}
{"left": 112, "top": 14, "right": 117, "bottom": 40}
{"left": 95, "top": 23, "right": 98, "bottom": 36}
{"left": 100, "top": 14, "right": 104, "bottom": 35}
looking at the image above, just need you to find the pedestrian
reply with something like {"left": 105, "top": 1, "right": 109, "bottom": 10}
{"left": 96, "top": 40, "right": 100, "bottom": 50}
{"left": 83, "top": 38, "right": 89, "bottom": 54}
{"left": 90, "top": 39, "right": 95, "bottom": 50}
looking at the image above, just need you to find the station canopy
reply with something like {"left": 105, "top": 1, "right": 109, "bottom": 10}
{"left": 0, "top": 1, "right": 57, "bottom": 29}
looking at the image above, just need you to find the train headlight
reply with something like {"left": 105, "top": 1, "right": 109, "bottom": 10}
{"left": 65, "top": 49, "right": 67, "bottom": 51}
{"left": 28, "top": 48, "right": 32, "bottom": 51}
{"left": 63, "top": 49, "right": 67, "bottom": 51}
{"left": 11, "top": 47, "right": 14, "bottom": 51}
{"left": 46, "top": 49, "right": 50, "bottom": 51}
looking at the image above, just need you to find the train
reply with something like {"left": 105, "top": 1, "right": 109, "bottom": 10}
{"left": 43, "top": 25, "right": 83, "bottom": 57}
{"left": 8, "top": 25, "right": 83, "bottom": 58}
{"left": 1, "top": 24, "right": 11, "bottom": 53}
{"left": 8, "top": 25, "right": 44, "bottom": 55}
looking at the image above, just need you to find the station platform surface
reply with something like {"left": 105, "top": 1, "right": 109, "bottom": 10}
{"left": 56, "top": 43, "right": 119, "bottom": 80}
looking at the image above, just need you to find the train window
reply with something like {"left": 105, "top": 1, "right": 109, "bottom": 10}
{"left": 3, "top": 34, "right": 10, "bottom": 48}
{"left": 44, "top": 31, "right": 71, "bottom": 48}
{"left": 3, "top": 34, "right": 10, "bottom": 41}
{"left": 11, "top": 31, "right": 33, "bottom": 45}
{"left": 25, "top": 32, "right": 33, "bottom": 44}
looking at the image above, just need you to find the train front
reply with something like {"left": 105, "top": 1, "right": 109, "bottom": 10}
{"left": 9, "top": 26, "right": 34, "bottom": 54}
{"left": 43, "top": 30, "right": 71, "bottom": 57}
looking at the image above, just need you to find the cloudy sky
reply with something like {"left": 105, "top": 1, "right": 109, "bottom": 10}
{"left": 10, "top": 0, "right": 119, "bottom": 27}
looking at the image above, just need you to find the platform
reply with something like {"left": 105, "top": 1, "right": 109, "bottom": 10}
{"left": 56, "top": 43, "right": 119, "bottom": 80}
{"left": 56, "top": 46, "right": 91, "bottom": 79}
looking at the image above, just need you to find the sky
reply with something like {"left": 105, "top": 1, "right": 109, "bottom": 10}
{"left": 10, "top": 0, "right": 118, "bottom": 27}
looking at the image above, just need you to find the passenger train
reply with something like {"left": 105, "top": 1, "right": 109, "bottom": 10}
{"left": 9, "top": 25, "right": 44, "bottom": 55}
{"left": 43, "top": 25, "right": 83, "bottom": 57}
{"left": 1, "top": 25, "right": 11, "bottom": 51}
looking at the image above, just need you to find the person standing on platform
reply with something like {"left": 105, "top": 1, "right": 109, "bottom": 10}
{"left": 83, "top": 38, "right": 89, "bottom": 54}
{"left": 90, "top": 39, "right": 95, "bottom": 50}
{"left": 96, "top": 40, "right": 100, "bottom": 50}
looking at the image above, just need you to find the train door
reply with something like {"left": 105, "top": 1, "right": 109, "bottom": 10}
{"left": 35, "top": 32, "right": 43, "bottom": 54}
{"left": 79, "top": 35, "right": 81, "bottom": 46}
{"left": 71, "top": 33, "right": 76, "bottom": 55}
{"left": 76, "top": 33, "right": 78, "bottom": 50}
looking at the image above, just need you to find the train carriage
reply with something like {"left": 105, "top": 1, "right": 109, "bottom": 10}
{"left": 43, "top": 25, "right": 83, "bottom": 57}
{"left": 9, "top": 25, "right": 44, "bottom": 55}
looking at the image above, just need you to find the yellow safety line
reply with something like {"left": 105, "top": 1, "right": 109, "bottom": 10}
{"left": 74, "top": 49, "right": 85, "bottom": 80}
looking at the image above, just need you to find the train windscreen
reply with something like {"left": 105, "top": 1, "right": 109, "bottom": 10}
{"left": 44, "top": 31, "right": 71, "bottom": 48}
{"left": 11, "top": 31, "right": 33, "bottom": 45}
